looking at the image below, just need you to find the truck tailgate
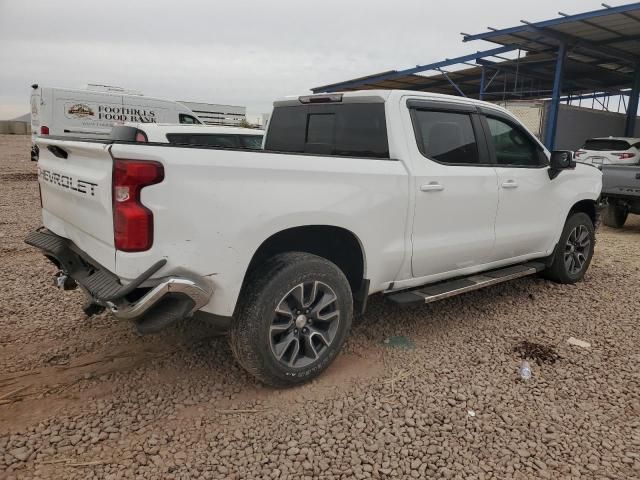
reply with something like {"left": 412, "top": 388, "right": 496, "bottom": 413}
{"left": 36, "top": 138, "right": 116, "bottom": 271}
{"left": 602, "top": 164, "right": 640, "bottom": 197}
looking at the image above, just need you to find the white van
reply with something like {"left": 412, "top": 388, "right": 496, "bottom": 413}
{"left": 30, "top": 84, "right": 202, "bottom": 159}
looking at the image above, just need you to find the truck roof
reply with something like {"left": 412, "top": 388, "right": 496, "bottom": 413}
{"left": 274, "top": 89, "right": 514, "bottom": 117}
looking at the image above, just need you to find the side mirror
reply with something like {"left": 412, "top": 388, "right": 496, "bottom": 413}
{"left": 548, "top": 150, "right": 576, "bottom": 179}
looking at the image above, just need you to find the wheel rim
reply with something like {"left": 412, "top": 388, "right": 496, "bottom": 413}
{"left": 270, "top": 281, "right": 340, "bottom": 369}
{"left": 564, "top": 225, "right": 591, "bottom": 275}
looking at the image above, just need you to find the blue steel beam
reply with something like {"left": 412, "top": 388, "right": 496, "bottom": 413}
{"left": 475, "top": 58, "right": 607, "bottom": 92}
{"left": 625, "top": 65, "right": 640, "bottom": 135}
{"left": 519, "top": 22, "right": 639, "bottom": 65}
{"left": 463, "top": 3, "right": 640, "bottom": 43}
{"left": 560, "top": 90, "right": 631, "bottom": 102}
{"left": 311, "top": 45, "right": 519, "bottom": 93}
{"left": 544, "top": 43, "right": 567, "bottom": 150}
{"left": 437, "top": 68, "right": 467, "bottom": 97}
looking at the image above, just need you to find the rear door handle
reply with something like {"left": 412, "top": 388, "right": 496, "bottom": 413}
{"left": 501, "top": 180, "right": 518, "bottom": 189}
{"left": 420, "top": 182, "right": 444, "bottom": 192}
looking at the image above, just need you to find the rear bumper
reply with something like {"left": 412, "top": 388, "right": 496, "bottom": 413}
{"left": 24, "top": 229, "right": 212, "bottom": 321}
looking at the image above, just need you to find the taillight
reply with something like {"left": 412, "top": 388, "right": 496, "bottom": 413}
{"left": 613, "top": 152, "right": 635, "bottom": 159}
{"left": 41, "top": 126, "right": 49, "bottom": 135}
{"left": 112, "top": 159, "right": 164, "bottom": 252}
{"left": 575, "top": 150, "right": 586, "bottom": 157}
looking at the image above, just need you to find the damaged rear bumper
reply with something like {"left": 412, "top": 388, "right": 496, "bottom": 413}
{"left": 24, "top": 229, "right": 212, "bottom": 327}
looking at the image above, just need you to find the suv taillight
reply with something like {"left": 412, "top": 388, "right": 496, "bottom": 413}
{"left": 613, "top": 152, "right": 635, "bottom": 159}
{"left": 113, "top": 159, "right": 164, "bottom": 252}
{"left": 41, "top": 126, "right": 49, "bottom": 135}
{"left": 575, "top": 150, "right": 586, "bottom": 157}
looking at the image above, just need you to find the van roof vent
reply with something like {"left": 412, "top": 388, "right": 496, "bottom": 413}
{"left": 85, "top": 84, "right": 144, "bottom": 96}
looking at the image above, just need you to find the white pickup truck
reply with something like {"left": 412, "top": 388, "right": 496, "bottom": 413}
{"left": 27, "top": 90, "right": 602, "bottom": 386}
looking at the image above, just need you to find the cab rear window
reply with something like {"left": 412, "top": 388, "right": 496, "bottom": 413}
{"left": 264, "top": 103, "right": 389, "bottom": 159}
{"left": 583, "top": 139, "right": 631, "bottom": 151}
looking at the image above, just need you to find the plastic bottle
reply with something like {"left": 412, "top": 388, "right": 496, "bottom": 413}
{"left": 519, "top": 360, "right": 532, "bottom": 381}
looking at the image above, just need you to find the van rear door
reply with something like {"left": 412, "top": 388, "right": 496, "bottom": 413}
{"left": 37, "top": 137, "right": 116, "bottom": 271}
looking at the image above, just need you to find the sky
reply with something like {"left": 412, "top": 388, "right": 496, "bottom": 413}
{"left": 0, "top": 0, "right": 632, "bottom": 120}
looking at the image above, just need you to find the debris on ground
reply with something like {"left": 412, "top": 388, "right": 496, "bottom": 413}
{"left": 382, "top": 335, "right": 415, "bottom": 349}
{"left": 567, "top": 337, "right": 592, "bottom": 349}
{"left": 513, "top": 340, "right": 562, "bottom": 365}
{"left": 518, "top": 360, "right": 533, "bottom": 381}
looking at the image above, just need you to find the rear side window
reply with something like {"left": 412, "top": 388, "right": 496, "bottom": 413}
{"left": 410, "top": 110, "right": 480, "bottom": 165}
{"left": 265, "top": 103, "right": 389, "bottom": 158}
{"left": 584, "top": 139, "right": 631, "bottom": 151}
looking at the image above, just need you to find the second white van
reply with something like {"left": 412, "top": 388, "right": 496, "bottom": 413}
{"left": 30, "top": 84, "right": 202, "bottom": 159}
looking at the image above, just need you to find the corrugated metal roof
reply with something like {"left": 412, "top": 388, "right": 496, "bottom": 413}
{"left": 312, "top": 3, "right": 640, "bottom": 98}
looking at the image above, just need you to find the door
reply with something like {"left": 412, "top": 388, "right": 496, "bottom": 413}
{"left": 407, "top": 103, "right": 499, "bottom": 278}
{"left": 482, "top": 115, "right": 558, "bottom": 260}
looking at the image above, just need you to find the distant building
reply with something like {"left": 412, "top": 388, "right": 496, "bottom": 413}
{"left": 178, "top": 101, "right": 246, "bottom": 126}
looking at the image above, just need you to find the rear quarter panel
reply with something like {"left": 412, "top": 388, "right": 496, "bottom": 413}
{"left": 109, "top": 144, "right": 410, "bottom": 317}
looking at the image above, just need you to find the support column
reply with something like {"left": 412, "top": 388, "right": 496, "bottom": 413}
{"left": 479, "top": 66, "right": 486, "bottom": 101}
{"left": 544, "top": 43, "right": 567, "bottom": 151}
{"left": 625, "top": 64, "right": 640, "bottom": 136}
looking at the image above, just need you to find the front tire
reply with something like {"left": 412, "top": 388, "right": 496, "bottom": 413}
{"left": 229, "top": 252, "right": 353, "bottom": 387}
{"left": 543, "top": 212, "right": 595, "bottom": 284}
{"left": 603, "top": 203, "right": 628, "bottom": 228}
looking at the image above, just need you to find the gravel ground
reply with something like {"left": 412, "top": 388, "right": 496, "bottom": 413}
{"left": 1, "top": 133, "right": 639, "bottom": 479}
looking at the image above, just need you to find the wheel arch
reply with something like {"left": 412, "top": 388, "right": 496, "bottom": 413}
{"left": 568, "top": 198, "right": 598, "bottom": 225}
{"left": 240, "top": 225, "right": 368, "bottom": 310}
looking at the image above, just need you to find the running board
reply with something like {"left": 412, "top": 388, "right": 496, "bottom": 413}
{"left": 387, "top": 262, "right": 545, "bottom": 307}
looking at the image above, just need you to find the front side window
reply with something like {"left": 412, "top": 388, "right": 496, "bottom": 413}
{"left": 265, "top": 103, "right": 389, "bottom": 158}
{"left": 487, "top": 117, "right": 543, "bottom": 167}
{"left": 179, "top": 114, "right": 201, "bottom": 125}
{"left": 411, "top": 110, "right": 480, "bottom": 165}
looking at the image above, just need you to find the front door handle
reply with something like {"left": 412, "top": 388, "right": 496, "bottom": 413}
{"left": 501, "top": 180, "right": 519, "bottom": 189}
{"left": 420, "top": 182, "right": 444, "bottom": 192}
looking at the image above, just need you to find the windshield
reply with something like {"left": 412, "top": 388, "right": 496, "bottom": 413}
{"left": 583, "top": 139, "right": 631, "bottom": 151}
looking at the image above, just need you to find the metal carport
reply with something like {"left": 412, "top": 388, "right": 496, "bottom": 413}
{"left": 312, "top": 3, "right": 640, "bottom": 150}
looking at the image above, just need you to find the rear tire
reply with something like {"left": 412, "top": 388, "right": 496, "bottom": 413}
{"left": 229, "top": 252, "right": 353, "bottom": 387}
{"left": 543, "top": 212, "right": 595, "bottom": 284}
{"left": 603, "top": 203, "right": 628, "bottom": 228}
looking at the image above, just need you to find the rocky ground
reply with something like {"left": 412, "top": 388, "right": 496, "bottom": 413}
{"left": 1, "top": 134, "right": 639, "bottom": 479}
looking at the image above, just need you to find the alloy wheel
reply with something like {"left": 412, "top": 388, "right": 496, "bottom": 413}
{"left": 564, "top": 225, "right": 591, "bottom": 275}
{"left": 270, "top": 281, "right": 340, "bottom": 368}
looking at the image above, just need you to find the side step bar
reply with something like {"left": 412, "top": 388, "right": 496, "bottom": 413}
{"left": 387, "top": 262, "right": 545, "bottom": 307}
